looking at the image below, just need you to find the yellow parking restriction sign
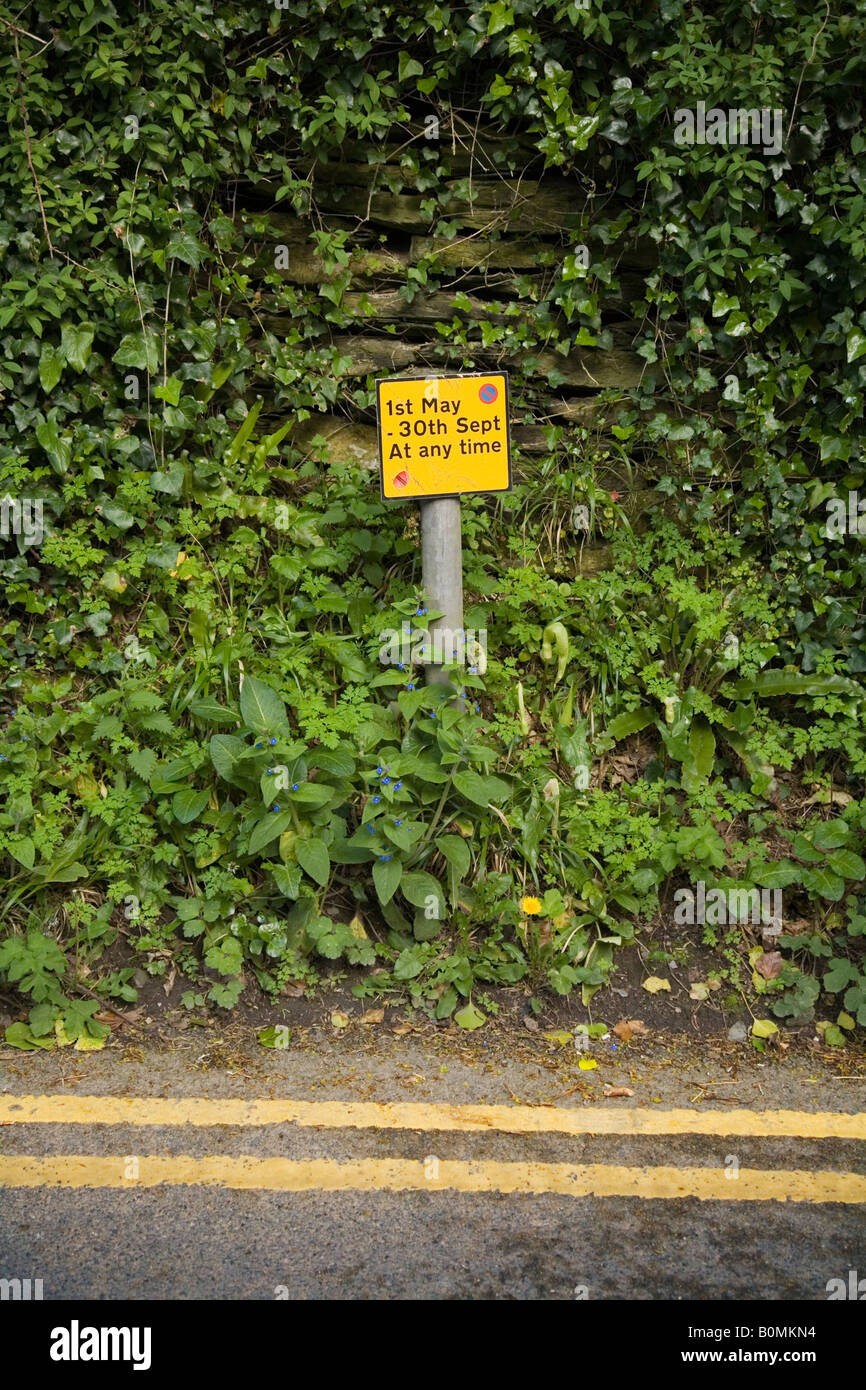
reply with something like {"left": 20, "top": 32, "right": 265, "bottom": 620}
{"left": 377, "top": 371, "right": 512, "bottom": 501}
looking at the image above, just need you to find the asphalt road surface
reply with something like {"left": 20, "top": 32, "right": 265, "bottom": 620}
{"left": 1, "top": 1026, "right": 864, "bottom": 1301}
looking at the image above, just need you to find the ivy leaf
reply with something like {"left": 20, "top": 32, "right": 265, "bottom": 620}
{"left": 39, "top": 344, "right": 64, "bottom": 393}
{"left": 35, "top": 419, "right": 71, "bottom": 473}
{"left": 397, "top": 52, "right": 424, "bottom": 81}
{"left": 166, "top": 233, "right": 204, "bottom": 268}
{"left": 60, "top": 324, "right": 94, "bottom": 372}
{"left": 113, "top": 331, "right": 160, "bottom": 373}
{"left": 846, "top": 328, "right": 866, "bottom": 364}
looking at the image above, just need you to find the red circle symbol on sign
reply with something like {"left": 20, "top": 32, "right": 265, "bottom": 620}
{"left": 479, "top": 383, "right": 498, "bottom": 403}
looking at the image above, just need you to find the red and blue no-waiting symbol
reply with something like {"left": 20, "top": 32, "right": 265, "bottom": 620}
{"left": 479, "top": 382, "right": 498, "bottom": 403}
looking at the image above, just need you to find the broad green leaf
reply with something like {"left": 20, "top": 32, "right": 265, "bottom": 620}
{"left": 210, "top": 734, "right": 248, "bottom": 782}
{"left": 172, "top": 788, "right": 210, "bottom": 824}
{"left": 751, "top": 1019, "right": 778, "bottom": 1039}
{"left": 296, "top": 836, "right": 330, "bottom": 886}
{"left": 823, "top": 958, "right": 859, "bottom": 993}
{"left": 5, "top": 1022, "right": 54, "bottom": 1051}
{"left": 723, "top": 671, "right": 862, "bottom": 700}
{"left": 452, "top": 769, "right": 509, "bottom": 807}
{"left": 239, "top": 676, "right": 290, "bottom": 737}
{"left": 802, "top": 865, "right": 846, "bottom": 901}
{"left": 828, "top": 848, "right": 866, "bottom": 881}
{"left": 272, "top": 862, "right": 301, "bottom": 898}
{"left": 223, "top": 397, "right": 262, "bottom": 467}
{"left": 401, "top": 871, "right": 445, "bottom": 918}
{"left": 812, "top": 820, "right": 851, "bottom": 851}
{"left": 7, "top": 837, "right": 35, "bottom": 870}
{"left": 248, "top": 810, "right": 294, "bottom": 855}
{"left": 454, "top": 1002, "right": 486, "bottom": 1030}
{"left": 373, "top": 855, "right": 403, "bottom": 905}
{"left": 308, "top": 747, "right": 355, "bottom": 778}
{"left": 434, "top": 833, "right": 470, "bottom": 878}
{"left": 607, "top": 707, "right": 654, "bottom": 740}
{"left": 188, "top": 699, "right": 240, "bottom": 725}
{"left": 688, "top": 716, "right": 716, "bottom": 779}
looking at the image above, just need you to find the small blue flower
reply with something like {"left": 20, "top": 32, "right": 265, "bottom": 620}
{"left": 382, "top": 777, "right": 390, "bottom": 784}
{"left": 0, "top": 756, "right": 5, "bottom": 762}
{"left": 379, "top": 854, "right": 391, "bottom": 861}
{"left": 440, "top": 694, "right": 447, "bottom": 701}
{"left": 398, "top": 662, "right": 405, "bottom": 670}
{"left": 21, "top": 736, "right": 27, "bottom": 741}
{"left": 475, "top": 704, "right": 481, "bottom": 713}
{"left": 373, "top": 795, "right": 380, "bottom": 804}
{"left": 470, "top": 665, "right": 478, "bottom": 674}
{"left": 376, "top": 766, "right": 383, "bottom": 774}
{"left": 394, "top": 819, "right": 402, "bottom": 827}
{"left": 416, "top": 607, "right": 423, "bottom": 616}
{"left": 367, "top": 825, "right": 374, "bottom": 833}
{"left": 256, "top": 741, "right": 262, "bottom": 749}
{"left": 394, "top": 780, "right": 402, "bottom": 790}
{"left": 291, "top": 782, "right": 299, "bottom": 791}
{"left": 430, "top": 712, "right": 437, "bottom": 720}
{"left": 267, "top": 768, "right": 273, "bottom": 775}
{"left": 407, "top": 683, "right": 415, "bottom": 691}
{"left": 272, "top": 804, "right": 280, "bottom": 812}
{"left": 269, "top": 737, "right": 277, "bottom": 746}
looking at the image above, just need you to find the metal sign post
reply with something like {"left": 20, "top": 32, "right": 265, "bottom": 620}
{"left": 375, "top": 369, "right": 512, "bottom": 687}
{"left": 420, "top": 495, "right": 464, "bottom": 685}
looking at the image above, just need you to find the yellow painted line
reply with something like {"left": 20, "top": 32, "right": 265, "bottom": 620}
{"left": 0, "top": 1155, "right": 864, "bottom": 1202}
{"left": 1, "top": 1095, "right": 865, "bottom": 1140}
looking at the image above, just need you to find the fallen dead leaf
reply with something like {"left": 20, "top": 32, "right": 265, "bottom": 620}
{"left": 689, "top": 982, "right": 710, "bottom": 1001}
{"left": 522, "top": 1016, "right": 540, "bottom": 1032}
{"left": 613, "top": 1019, "right": 649, "bottom": 1041}
{"left": 578, "top": 1058, "right": 597, "bottom": 1071}
{"left": 542, "top": 1030, "right": 573, "bottom": 1046}
{"left": 330, "top": 1010, "right": 350, "bottom": 1029}
{"left": 359, "top": 1008, "right": 384, "bottom": 1025}
{"left": 642, "top": 975, "right": 671, "bottom": 994}
{"left": 603, "top": 1086, "right": 634, "bottom": 1098}
{"left": 280, "top": 980, "right": 306, "bottom": 997}
{"left": 755, "top": 951, "right": 784, "bottom": 980}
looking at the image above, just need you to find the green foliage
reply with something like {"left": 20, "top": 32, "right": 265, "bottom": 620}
{"left": 1, "top": 0, "right": 866, "bottom": 1031}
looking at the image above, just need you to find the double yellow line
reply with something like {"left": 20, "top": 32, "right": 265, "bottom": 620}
{"left": 2, "top": 1095, "right": 864, "bottom": 1202}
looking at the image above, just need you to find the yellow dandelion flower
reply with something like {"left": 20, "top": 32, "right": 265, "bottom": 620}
{"left": 521, "top": 896, "right": 542, "bottom": 915}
